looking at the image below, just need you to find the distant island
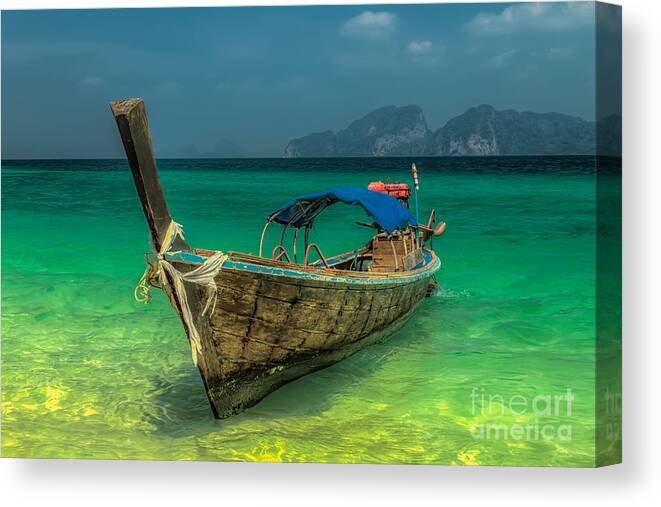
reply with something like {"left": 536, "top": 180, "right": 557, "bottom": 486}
{"left": 284, "top": 104, "right": 621, "bottom": 157}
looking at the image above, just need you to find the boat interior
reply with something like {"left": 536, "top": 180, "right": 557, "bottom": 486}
{"left": 164, "top": 227, "right": 429, "bottom": 276}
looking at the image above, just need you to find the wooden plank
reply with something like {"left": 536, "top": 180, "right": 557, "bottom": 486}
{"left": 110, "top": 99, "right": 188, "bottom": 253}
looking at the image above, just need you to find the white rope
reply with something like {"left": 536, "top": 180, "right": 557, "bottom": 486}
{"left": 136, "top": 221, "right": 227, "bottom": 365}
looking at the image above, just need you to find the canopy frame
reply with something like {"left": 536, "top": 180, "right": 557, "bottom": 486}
{"left": 268, "top": 187, "right": 417, "bottom": 233}
{"left": 258, "top": 187, "right": 419, "bottom": 261}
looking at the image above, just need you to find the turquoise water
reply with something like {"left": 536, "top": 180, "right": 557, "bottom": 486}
{"left": 1, "top": 157, "right": 619, "bottom": 465}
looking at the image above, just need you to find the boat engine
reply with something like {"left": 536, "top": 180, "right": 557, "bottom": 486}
{"left": 367, "top": 181, "right": 412, "bottom": 207}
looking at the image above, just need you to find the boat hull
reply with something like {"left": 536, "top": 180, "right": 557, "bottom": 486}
{"left": 168, "top": 251, "right": 440, "bottom": 418}
{"left": 110, "top": 98, "right": 442, "bottom": 419}
{"left": 206, "top": 301, "right": 422, "bottom": 418}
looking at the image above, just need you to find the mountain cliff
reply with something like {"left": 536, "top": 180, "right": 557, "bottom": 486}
{"left": 429, "top": 105, "right": 595, "bottom": 156}
{"left": 284, "top": 104, "right": 614, "bottom": 157}
{"left": 285, "top": 105, "right": 430, "bottom": 157}
{"left": 284, "top": 130, "right": 336, "bottom": 158}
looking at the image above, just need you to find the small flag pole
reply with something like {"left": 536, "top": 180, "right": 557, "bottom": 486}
{"left": 411, "top": 163, "right": 420, "bottom": 246}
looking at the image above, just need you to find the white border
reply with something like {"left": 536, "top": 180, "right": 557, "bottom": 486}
{"left": 2, "top": 1, "right": 660, "bottom": 506}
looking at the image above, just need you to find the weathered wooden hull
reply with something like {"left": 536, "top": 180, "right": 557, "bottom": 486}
{"left": 166, "top": 250, "right": 441, "bottom": 418}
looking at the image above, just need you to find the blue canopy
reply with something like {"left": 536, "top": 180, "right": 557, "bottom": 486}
{"left": 268, "top": 187, "right": 417, "bottom": 234}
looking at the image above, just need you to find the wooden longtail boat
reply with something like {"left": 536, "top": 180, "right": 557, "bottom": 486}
{"left": 110, "top": 99, "right": 445, "bottom": 419}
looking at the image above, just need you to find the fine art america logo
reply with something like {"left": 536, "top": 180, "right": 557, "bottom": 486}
{"left": 470, "top": 387, "right": 574, "bottom": 441}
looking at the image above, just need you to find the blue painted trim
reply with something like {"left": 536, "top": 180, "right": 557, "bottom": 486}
{"left": 162, "top": 249, "right": 441, "bottom": 286}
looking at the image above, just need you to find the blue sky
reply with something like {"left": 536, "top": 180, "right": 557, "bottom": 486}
{"left": 1, "top": 3, "right": 597, "bottom": 158}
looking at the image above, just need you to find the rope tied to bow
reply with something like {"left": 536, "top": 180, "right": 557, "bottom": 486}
{"left": 133, "top": 221, "right": 227, "bottom": 365}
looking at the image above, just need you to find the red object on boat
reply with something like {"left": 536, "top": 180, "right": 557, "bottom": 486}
{"left": 368, "top": 181, "right": 412, "bottom": 203}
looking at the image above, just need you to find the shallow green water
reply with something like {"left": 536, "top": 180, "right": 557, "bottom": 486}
{"left": 1, "top": 157, "right": 618, "bottom": 465}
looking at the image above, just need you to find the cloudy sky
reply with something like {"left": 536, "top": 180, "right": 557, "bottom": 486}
{"left": 2, "top": 3, "right": 598, "bottom": 158}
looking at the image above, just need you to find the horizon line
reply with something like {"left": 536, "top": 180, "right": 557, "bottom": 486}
{"left": 2, "top": 154, "right": 608, "bottom": 162}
